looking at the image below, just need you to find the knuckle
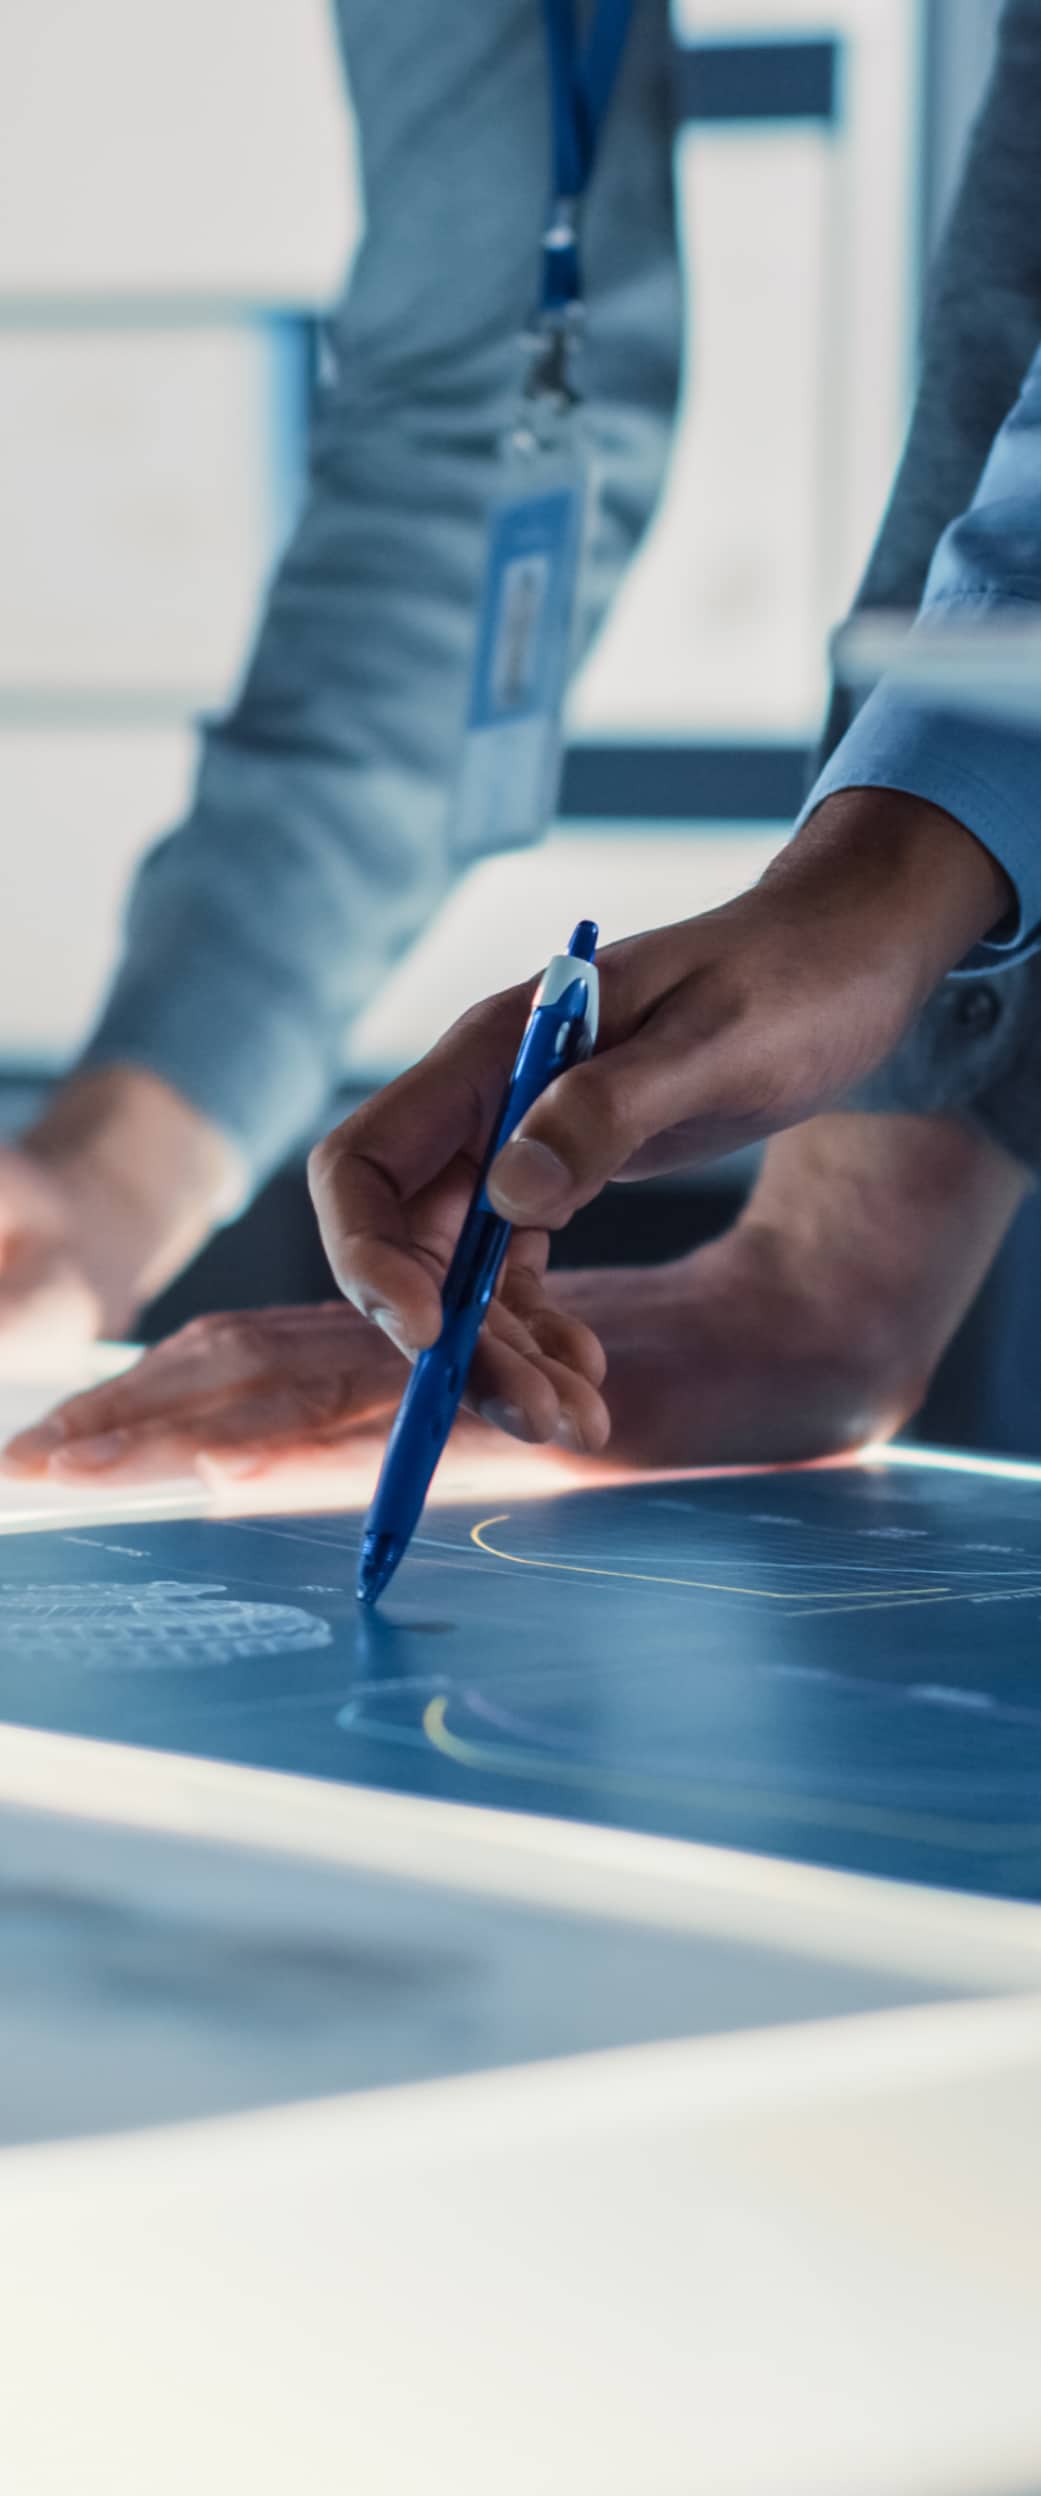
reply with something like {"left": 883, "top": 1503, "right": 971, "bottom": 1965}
{"left": 307, "top": 1129, "right": 345, "bottom": 1199}
{"left": 580, "top": 1068, "right": 643, "bottom": 1164}
{"left": 204, "top": 1310, "right": 269, "bottom": 1366}
{"left": 172, "top": 1312, "right": 224, "bottom": 1357}
{"left": 452, "top": 999, "right": 498, "bottom": 1048}
{"left": 293, "top": 1374, "right": 348, "bottom": 1428}
{"left": 557, "top": 1318, "right": 607, "bottom": 1387}
{"left": 454, "top": 983, "right": 529, "bottom": 1046}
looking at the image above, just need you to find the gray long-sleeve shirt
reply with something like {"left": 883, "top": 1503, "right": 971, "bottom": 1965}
{"left": 83, "top": 0, "right": 680, "bottom": 1185}
{"left": 83, "top": 0, "right": 1041, "bottom": 1181}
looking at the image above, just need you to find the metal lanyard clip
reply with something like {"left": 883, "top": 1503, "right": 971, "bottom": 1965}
{"left": 538, "top": 0, "right": 635, "bottom": 325}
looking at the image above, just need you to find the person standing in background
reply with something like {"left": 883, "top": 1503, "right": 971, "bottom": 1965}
{"left": 6, "top": 0, "right": 1041, "bottom": 1488}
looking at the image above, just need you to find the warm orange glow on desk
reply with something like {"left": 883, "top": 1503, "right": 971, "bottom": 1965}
{"left": 5, "top": 1347, "right": 987, "bottom": 1541}
{"left": 203, "top": 1434, "right": 643, "bottom": 1519}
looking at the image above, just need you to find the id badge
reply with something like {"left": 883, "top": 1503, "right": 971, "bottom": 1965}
{"left": 454, "top": 424, "right": 591, "bottom": 862}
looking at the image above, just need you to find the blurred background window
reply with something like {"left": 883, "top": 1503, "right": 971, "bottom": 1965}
{"left": 0, "top": 0, "right": 1002, "bottom": 1083}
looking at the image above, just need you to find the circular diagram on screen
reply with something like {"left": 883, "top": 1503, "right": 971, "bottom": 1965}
{"left": 0, "top": 1581, "right": 331, "bottom": 1672}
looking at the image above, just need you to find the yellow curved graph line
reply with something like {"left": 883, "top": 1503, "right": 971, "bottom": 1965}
{"left": 422, "top": 1693, "right": 1041, "bottom": 1857}
{"left": 469, "top": 1514, "right": 947, "bottom": 1606}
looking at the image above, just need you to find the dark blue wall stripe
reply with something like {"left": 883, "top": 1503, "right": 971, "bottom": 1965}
{"left": 676, "top": 38, "right": 840, "bottom": 127}
{"left": 560, "top": 742, "right": 811, "bottom": 824}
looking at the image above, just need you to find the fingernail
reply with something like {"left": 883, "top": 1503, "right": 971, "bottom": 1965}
{"left": 4, "top": 1420, "right": 64, "bottom": 1463}
{"left": 488, "top": 1140, "right": 569, "bottom": 1220}
{"left": 552, "top": 1412, "right": 585, "bottom": 1453}
{"left": 371, "top": 1307, "right": 416, "bottom": 1359}
{"left": 480, "top": 1400, "right": 527, "bottom": 1439}
{"left": 51, "top": 1431, "right": 129, "bottom": 1472}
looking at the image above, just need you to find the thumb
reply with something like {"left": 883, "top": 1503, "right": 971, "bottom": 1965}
{"left": 487, "top": 1045, "right": 665, "bottom": 1227}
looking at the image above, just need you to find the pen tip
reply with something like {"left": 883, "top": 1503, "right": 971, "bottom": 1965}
{"left": 356, "top": 1531, "right": 405, "bottom": 1607}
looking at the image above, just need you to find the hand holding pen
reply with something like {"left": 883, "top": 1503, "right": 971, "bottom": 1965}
{"left": 349, "top": 923, "right": 601, "bottom": 1601}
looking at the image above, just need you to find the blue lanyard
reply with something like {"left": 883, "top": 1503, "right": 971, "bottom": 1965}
{"left": 539, "top": 0, "right": 635, "bottom": 313}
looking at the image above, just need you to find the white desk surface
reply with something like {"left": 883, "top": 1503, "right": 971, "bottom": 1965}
{"left": 0, "top": 1725, "right": 1040, "bottom": 2495}
{"left": 2, "top": 1362, "right": 1041, "bottom": 2494}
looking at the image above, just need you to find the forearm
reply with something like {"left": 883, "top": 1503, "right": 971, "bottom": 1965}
{"left": 763, "top": 788, "right": 1011, "bottom": 996}
{"left": 79, "top": 397, "right": 501, "bottom": 1188}
{"left": 19, "top": 1066, "right": 242, "bottom": 1330}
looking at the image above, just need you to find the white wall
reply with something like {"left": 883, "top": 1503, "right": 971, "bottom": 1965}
{"left": 0, "top": 2, "right": 358, "bottom": 1069}
{"left": 0, "top": 0, "right": 356, "bottom": 301}
{"left": 577, "top": 0, "right": 918, "bottom": 739}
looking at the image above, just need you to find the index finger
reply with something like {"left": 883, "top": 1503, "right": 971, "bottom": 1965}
{"left": 309, "top": 985, "right": 529, "bottom": 1348}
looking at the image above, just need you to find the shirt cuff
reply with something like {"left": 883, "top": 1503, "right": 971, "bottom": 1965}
{"left": 77, "top": 899, "right": 333, "bottom": 1192}
{"left": 796, "top": 676, "right": 1041, "bottom": 968}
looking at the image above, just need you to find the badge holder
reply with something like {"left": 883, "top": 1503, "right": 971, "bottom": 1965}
{"left": 454, "top": 215, "right": 593, "bottom": 865}
{"left": 454, "top": 0, "right": 633, "bottom": 860}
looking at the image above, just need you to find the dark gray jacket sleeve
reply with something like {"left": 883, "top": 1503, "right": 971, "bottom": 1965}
{"left": 821, "top": 0, "right": 1041, "bottom": 755}
{"left": 821, "top": 0, "right": 1041, "bottom": 1169}
{"left": 77, "top": 0, "right": 679, "bottom": 1187}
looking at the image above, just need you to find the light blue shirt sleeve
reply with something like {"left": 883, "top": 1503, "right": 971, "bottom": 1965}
{"left": 75, "top": 0, "right": 679, "bottom": 1189}
{"left": 800, "top": 338, "right": 1041, "bottom": 966}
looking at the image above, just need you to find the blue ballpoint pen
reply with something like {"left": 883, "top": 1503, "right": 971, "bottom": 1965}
{"left": 356, "top": 920, "right": 600, "bottom": 1605}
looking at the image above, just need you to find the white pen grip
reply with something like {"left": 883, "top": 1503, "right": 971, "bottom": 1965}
{"left": 531, "top": 953, "right": 599, "bottom": 1053}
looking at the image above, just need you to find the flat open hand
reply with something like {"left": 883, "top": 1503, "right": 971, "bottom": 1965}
{"left": 3, "top": 1107, "right": 1026, "bottom": 1488}
{"left": 2, "top": 1249, "right": 608, "bottom": 1488}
